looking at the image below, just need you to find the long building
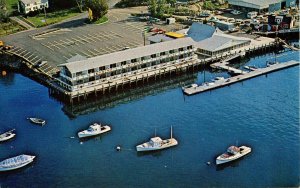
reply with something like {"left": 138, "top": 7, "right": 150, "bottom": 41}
{"left": 226, "top": 0, "right": 296, "bottom": 13}
{"left": 57, "top": 37, "right": 196, "bottom": 92}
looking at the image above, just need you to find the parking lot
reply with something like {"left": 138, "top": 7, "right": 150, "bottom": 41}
{"left": 1, "top": 7, "right": 156, "bottom": 76}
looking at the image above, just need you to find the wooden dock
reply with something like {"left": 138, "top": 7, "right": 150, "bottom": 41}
{"left": 183, "top": 60, "right": 299, "bottom": 96}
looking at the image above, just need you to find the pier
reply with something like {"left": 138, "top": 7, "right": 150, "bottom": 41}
{"left": 183, "top": 60, "right": 299, "bottom": 96}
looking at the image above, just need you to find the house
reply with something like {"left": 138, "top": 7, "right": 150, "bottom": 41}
{"left": 18, "top": 0, "right": 49, "bottom": 14}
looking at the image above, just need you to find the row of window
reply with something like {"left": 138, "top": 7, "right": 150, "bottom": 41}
{"left": 72, "top": 46, "right": 194, "bottom": 78}
{"left": 66, "top": 53, "right": 193, "bottom": 86}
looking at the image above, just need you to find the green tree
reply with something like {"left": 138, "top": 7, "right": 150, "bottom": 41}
{"left": 148, "top": 0, "right": 157, "bottom": 16}
{"left": 85, "top": 0, "right": 108, "bottom": 21}
{"left": 0, "top": 0, "right": 8, "bottom": 22}
{"left": 148, "top": 0, "right": 168, "bottom": 18}
{"left": 156, "top": 0, "right": 166, "bottom": 17}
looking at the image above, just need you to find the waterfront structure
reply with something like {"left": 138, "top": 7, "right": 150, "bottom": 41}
{"left": 57, "top": 37, "right": 197, "bottom": 92}
{"left": 18, "top": 0, "right": 49, "bottom": 14}
{"left": 196, "top": 33, "right": 251, "bottom": 57}
{"left": 226, "top": 0, "right": 296, "bottom": 13}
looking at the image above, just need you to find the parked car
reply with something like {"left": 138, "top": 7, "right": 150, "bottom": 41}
{"left": 199, "top": 12, "right": 211, "bottom": 17}
{"left": 209, "top": 16, "right": 219, "bottom": 22}
{"left": 231, "top": 10, "right": 242, "bottom": 15}
{"left": 247, "top": 11, "right": 258, "bottom": 19}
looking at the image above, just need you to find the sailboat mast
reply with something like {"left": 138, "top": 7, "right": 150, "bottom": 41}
{"left": 171, "top": 126, "right": 173, "bottom": 139}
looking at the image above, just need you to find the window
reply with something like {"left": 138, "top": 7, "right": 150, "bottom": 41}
{"left": 160, "top": 52, "right": 166, "bottom": 56}
{"left": 121, "top": 61, "right": 126, "bottom": 66}
{"left": 99, "top": 66, "right": 105, "bottom": 70}
{"left": 169, "top": 50, "right": 175, "bottom": 54}
{"left": 141, "top": 64, "right": 147, "bottom": 68}
{"left": 151, "top": 54, "right": 156, "bottom": 58}
{"left": 179, "top": 48, "right": 184, "bottom": 52}
{"left": 88, "top": 69, "right": 94, "bottom": 74}
{"left": 131, "top": 59, "right": 137, "bottom": 63}
{"left": 76, "top": 72, "right": 83, "bottom": 77}
{"left": 110, "top": 64, "right": 116, "bottom": 68}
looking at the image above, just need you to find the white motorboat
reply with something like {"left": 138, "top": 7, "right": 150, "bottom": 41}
{"left": 216, "top": 145, "right": 251, "bottom": 165}
{"left": 0, "top": 129, "right": 16, "bottom": 142}
{"left": 136, "top": 126, "right": 178, "bottom": 152}
{"left": 214, "top": 77, "right": 225, "bottom": 82}
{"left": 78, "top": 123, "right": 111, "bottom": 138}
{"left": 27, "top": 118, "right": 46, "bottom": 126}
{"left": 0, "top": 154, "right": 35, "bottom": 172}
{"left": 182, "top": 83, "right": 198, "bottom": 90}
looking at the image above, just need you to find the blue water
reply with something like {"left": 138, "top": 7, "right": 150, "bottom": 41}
{"left": 0, "top": 49, "right": 299, "bottom": 187}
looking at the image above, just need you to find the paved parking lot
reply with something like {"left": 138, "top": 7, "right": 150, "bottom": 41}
{"left": 1, "top": 7, "right": 154, "bottom": 76}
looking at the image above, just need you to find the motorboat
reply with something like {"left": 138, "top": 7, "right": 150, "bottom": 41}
{"left": 182, "top": 83, "right": 198, "bottom": 90}
{"left": 216, "top": 145, "right": 251, "bottom": 165}
{"left": 0, "top": 129, "right": 16, "bottom": 142}
{"left": 0, "top": 154, "right": 35, "bottom": 171}
{"left": 27, "top": 118, "right": 46, "bottom": 126}
{"left": 214, "top": 77, "right": 225, "bottom": 82}
{"left": 266, "top": 61, "right": 279, "bottom": 67}
{"left": 136, "top": 126, "right": 178, "bottom": 152}
{"left": 78, "top": 123, "right": 111, "bottom": 138}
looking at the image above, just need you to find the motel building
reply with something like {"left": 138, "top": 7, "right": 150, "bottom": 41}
{"left": 57, "top": 37, "right": 197, "bottom": 92}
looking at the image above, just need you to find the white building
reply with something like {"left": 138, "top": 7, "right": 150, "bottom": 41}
{"left": 58, "top": 37, "right": 197, "bottom": 92}
{"left": 196, "top": 33, "right": 251, "bottom": 57}
{"left": 18, "top": 0, "right": 49, "bottom": 14}
{"left": 226, "top": 0, "right": 296, "bottom": 13}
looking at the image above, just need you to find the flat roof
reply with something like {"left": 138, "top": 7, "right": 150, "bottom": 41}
{"left": 61, "top": 37, "right": 196, "bottom": 73}
{"left": 20, "top": 0, "right": 48, "bottom": 4}
{"left": 148, "top": 34, "right": 174, "bottom": 43}
{"left": 165, "top": 32, "right": 185, "bottom": 38}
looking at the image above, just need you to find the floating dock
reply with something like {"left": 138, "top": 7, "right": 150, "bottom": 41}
{"left": 183, "top": 60, "right": 299, "bottom": 96}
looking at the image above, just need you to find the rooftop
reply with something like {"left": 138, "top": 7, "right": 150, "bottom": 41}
{"left": 227, "top": 0, "right": 281, "bottom": 9}
{"left": 61, "top": 37, "right": 196, "bottom": 73}
{"left": 196, "top": 33, "right": 251, "bottom": 52}
{"left": 187, "top": 23, "right": 216, "bottom": 42}
{"left": 20, "top": 0, "right": 48, "bottom": 4}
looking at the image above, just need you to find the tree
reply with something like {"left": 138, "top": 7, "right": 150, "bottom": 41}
{"left": 85, "top": 0, "right": 108, "bottom": 21}
{"left": 0, "top": 0, "right": 8, "bottom": 22}
{"left": 148, "top": 0, "right": 168, "bottom": 18}
{"left": 148, "top": 0, "right": 157, "bottom": 16}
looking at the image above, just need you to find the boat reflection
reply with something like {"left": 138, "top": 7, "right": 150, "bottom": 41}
{"left": 215, "top": 156, "right": 245, "bottom": 171}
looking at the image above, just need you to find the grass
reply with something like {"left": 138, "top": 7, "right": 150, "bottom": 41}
{"left": 91, "top": 16, "right": 108, "bottom": 24}
{"left": 6, "top": 0, "right": 18, "bottom": 15}
{"left": 26, "top": 8, "right": 81, "bottom": 27}
{"left": 0, "top": 21, "right": 25, "bottom": 36}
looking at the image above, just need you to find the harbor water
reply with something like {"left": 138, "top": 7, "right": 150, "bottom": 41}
{"left": 0, "top": 49, "right": 299, "bottom": 187}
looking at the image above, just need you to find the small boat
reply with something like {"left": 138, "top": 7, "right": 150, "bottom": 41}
{"left": 0, "top": 154, "right": 35, "bottom": 172}
{"left": 0, "top": 129, "right": 16, "bottom": 142}
{"left": 182, "top": 83, "right": 198, "bottom": 90}
{"left": 136, "top": 126, "right": 178, "bottom": 152}
{"left": 266, "top": 61, "right": 279, "bottom": 67}
{"left": 78, "top": 123, "right": 111, "bottom": 138}
{"left": 216, "top": 145, "right": 251, "bottom": 165}
{"left": 27, "top": 118, "right": 46, "bottom": 126}
{"left": 214, "top": 77, "right": 225, "bottom": 82}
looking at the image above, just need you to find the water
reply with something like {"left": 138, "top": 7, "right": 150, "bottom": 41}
{"left": 0, "top": 49, "right": 299, "bottom": 187}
